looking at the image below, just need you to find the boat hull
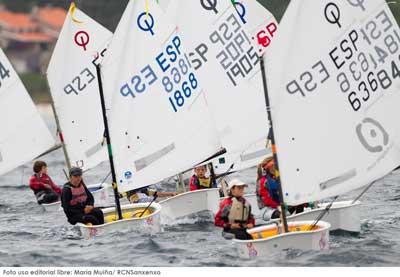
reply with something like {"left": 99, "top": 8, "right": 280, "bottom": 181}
{"left": 77, "top": 203, "right": 162, "bottom": 239}
{"left": 245, "top": 194, "right": 361, "bottom": 232}
{"left": 41, "top": 201, "right": 61, "bottom": 212}
{"left": 234, "top": 220, "right": 331, "bottom": 258}
{"left": 159, "top": 188, "right": 220, "bottom": 224}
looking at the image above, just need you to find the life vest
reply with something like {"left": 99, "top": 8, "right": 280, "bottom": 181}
{"left": 128, "top": 187, "right": 155, "bottom": 203}
{"left": 129, "top": 192, "right": 153, "bottom": 203}
{"left": 193, "top": 175, "right": 212, "bottom": 189}
{"left": 67, "top": 184, "right": 88, "bottom": 206}
{"left": 256, "top": 174, "right": 280, "bottom": 209}
{"left": 227, "top": 197, "right": 251, "bottom": 225}
{"left": 31, "top": 174, "right": 52, "bottom": 195}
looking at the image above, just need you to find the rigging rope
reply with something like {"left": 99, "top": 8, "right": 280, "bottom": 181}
{"left": 308, "top": 196, "right": 338, "bottom": 231}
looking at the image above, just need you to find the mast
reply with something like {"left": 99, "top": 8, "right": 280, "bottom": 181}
{"left": 95, "top": 63, "right": 123, "bottom": 220}
{"left": 259, "top": 56, "right": 289, "bottom": 233}
{"left": 208, "top": 162, "right": 217, "bottom": 188}
{"left": 47, "top": 81, "right": 72, "bottom": 172}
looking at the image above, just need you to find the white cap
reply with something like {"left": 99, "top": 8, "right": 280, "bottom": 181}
{"left": 228, "top": 179, "right": 248, "bottom": 190}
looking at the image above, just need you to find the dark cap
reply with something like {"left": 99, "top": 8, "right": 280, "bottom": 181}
{"left": 69, "top": 167, "right": 83, "bottom": 176}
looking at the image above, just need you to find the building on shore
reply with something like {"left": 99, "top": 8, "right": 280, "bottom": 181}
{"left": 0, "top": 5, "right": 66, "bottom": 73}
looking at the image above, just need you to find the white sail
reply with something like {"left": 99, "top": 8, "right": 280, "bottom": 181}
{"left": 211, "top": 138, "right": 271, "bottom": 175}
{"left": 160, "top": 1, "right": 278, "bottom": 174}
{"left": 47, "top": 4, "right": 112, "bottom": 171}
{"left": 267, "top": 0, "right": 400, "bottom": 205}
{"left": 161, "top": 0, "right": 277, "bottom": 152}
{"left": 101, "top": 0, "right": 222, "bottom": 192}
{"left": 0, "top": 48, "right": 55, "bottom": 176}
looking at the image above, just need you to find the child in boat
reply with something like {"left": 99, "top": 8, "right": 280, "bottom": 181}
{"left": 189, "top": 165, "right": 214, "bottom": 191}
{"left": 29, "top": 160, "right": 61, "bottom": 204}
{"left": 256, "top": 157, "right": 305, "bottom": 221}
{"left": 126, "top": 186, "right": 177, "bottom": 203}
{"left": 214, "top": 179, "right": 255, "bottom": 240}
{"left": 61, "top": 167, "right": 104, "bottom": 225}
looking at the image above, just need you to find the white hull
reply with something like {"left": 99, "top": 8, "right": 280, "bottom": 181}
{"left": 244, "top": 194, "right": 361, "bottom": 232}
{"left": 77, "top": 203, "right": 162, "bottom": 239}
{"left": 40, "top": 183, "right": 112, "bottom": 212}
{"left": 284, "top": 200, "right": 361, "bottom": 233}
{"left": 234, "top": 220, "right": 331, "bottom": 258}
{"left": 159, "top": 188, "right": 220, "bottom": 224}
{"left": 41, "top": 201, "right": 61, "bottom": 212}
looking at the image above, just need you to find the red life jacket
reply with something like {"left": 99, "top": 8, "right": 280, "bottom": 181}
{"left": 29, "top": 173, "right": 61, "bottom": 195}
{"left": 256, "top": 175, "right": 279, "bottom": 209}
{"left": 69, "top": 184, "right": 88, "bottom": 206}
{"left": 214, "top": 197, "right": 255, "bottom": 228}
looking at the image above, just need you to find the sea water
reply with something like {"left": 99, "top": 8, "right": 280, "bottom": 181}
{"left": 0, "top": 105, "right": 399, "bottom": 266}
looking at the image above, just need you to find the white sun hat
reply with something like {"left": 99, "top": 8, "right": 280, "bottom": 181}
{"left": 228, "top": 179, "right": 248, "bottom": 190}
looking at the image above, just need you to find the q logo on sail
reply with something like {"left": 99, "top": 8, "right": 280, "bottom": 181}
{"left": 356, "top": 118, "right": 389, "bottom": 153}
{"left": 137, "top": 12, "right": 155, "bottom": 36}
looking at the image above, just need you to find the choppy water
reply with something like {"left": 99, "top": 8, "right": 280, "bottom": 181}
{"left": 0, "top": 106, "right": 399, "bottom": 267}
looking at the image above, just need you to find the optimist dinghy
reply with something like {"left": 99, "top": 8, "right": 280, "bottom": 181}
{"left": 234, "top": 221, "right": 331, "bottom": 258}
{"left": 159, "top": 188, "right": 220, "bottom": 224}
{"left": 156, "top": 0, "right": 280, "bottom": 224}
{"left": 77, "top": 203, "right": 162, "bottom": 239}
{"left": 77, "top": 0, "right": 230, "bottom": 235}
{"left": 245, "top": 194, "right": 362, "bottom": 233}
{"left": 46, "top": 3, "right": 116, "bottom": 209}
{"left": 235, "top": 0, "right": 400, "bottom": 257}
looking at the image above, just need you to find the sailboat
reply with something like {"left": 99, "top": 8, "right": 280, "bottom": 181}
{"left": 234, "top": 0, "right": 400, "bottom": 258}
{"left": 45, "top": 4, "right": 118, "bottom": 213}
{"left": 163, "top": 0, "right": 362, "bottom": 232}
{"left": 212, "top": 139, "right": 361, "bottom": 232}
{"left": 155, "top": 0, "right": 279, "bottom": 223}
{"left": 0, "top": 48, "right": 57, "bottom": 207}
{"left": 73, "top": 0, "right": 230, "bottom": 237}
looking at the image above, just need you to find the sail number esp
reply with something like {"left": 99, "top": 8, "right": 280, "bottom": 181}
{"left": 285, "top": 2, "right": 400, "bottom": 113}
{"left": 119, "top": 35, "right": 199, "bottom": 113}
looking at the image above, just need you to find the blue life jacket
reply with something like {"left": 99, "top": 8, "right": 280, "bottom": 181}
{"left": 265, "top": 174, "right": 280, "bottom": 203}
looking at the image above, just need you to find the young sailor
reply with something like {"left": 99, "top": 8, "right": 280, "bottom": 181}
{"left": 29, "top": 161, "right": 61, "bottom": 204}
{"left": 61, "top": 167, "right": 104, "bottom": 225}
{"left": 256, "top": 157, "right": 281, "bottom": 220}
{"left": 256, "top": 157, "right": 305, "bottom": 221}
{"left": 189, "top": 165, "right": 214, "bottom": 191}
{"left": 126, "top": 186, "right": 177, "bottom": 203}
{"left": 214, "top": 179, "right": 255, "bottom": 240}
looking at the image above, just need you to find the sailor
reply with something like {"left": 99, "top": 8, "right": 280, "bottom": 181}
{"left": 189, "top": 165, "right": 214, "bottom": 191}
{"left": 256, "top": 157, "right": 305, "bottom": 221}
{"left": 126, "top": 186, "right": 177, "bottom": 204}
{"left": 214, "top": 179, "right": 254, "bottom": 240}
{"left": 61, "top": 167, "right": 104, "bottom": 225}
{"left": 256, "top": 157, "right": 281, "bottom": 221}
{"left": 29, "top": 161, "right": 61, "bottom": 204}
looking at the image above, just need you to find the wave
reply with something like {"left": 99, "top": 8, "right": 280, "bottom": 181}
{"left": 161, "top": 211, "right": 214, "bottom": 227}
{"left": 0, "top": 184, "right": 29, "bottom": 190}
